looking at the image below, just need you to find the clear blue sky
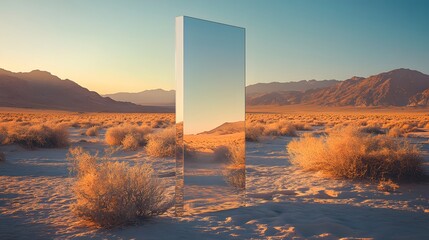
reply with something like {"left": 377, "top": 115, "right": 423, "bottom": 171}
{"left": 0, "top": 0, "right": 428, "bottom": 94}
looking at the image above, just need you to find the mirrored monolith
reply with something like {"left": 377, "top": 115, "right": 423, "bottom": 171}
{"left": 175, "top": 16, "right": 246, "bottom": 215}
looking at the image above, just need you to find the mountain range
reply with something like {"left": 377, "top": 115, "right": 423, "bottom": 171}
{"left": 247, "top": 69, "right": 429, "bottom": 107}
{"left": 0, "top": 68, "right": 173, "bottom": 112}
{"left": 104, "top": 89, "right": 175, "bottom": 107}
{"left": 1, "top": 68, "right": 428, "bottom": 112}
{"left": 246, "top": 79, "right": 340, "bottom": 95}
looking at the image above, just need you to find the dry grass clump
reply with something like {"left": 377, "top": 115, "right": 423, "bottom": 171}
{"left": 145, "top": 127, "right": 175, "bottom": 157}
{"left": 246, "top": 120, "right": 297, "bottom": 142}
{"left": 214, "top": 143, "right": 245, "bottom": 189}
{"left": 377, "top": 179, "right": 400, "bottom": 192}
{"left": 245, "top": 124, "right": 264, "bottom": 142}
{"left": 121, "top": 134, "right": 140, "bottom": 151}
{"left": 359, "top": 126, "right": 385, "bottom": 135}
{"left": 86, "top": 126, "right": 101, "bottom": 137}
{"left": 264, "top": 120, "right": 297, "bottom": 137}
{"left": 0, "top": 151, "right": 5, "bottom": 162}
{"left": 387, "top": 127, "right": 403, "bottom": 138}
{"left": 287, "top": 126, "right": 424, "bottom": 181}
{"left": 0, "top": 123, "right": 68, "bottom": 148}
{"left": 67, "top": 147, "right": 169, "bottom": 228}
{"left": 293, "top": 123, "right": 313, "bottom": 131}
{"left": 105, "top": 125, "right": 152, "bottom": 150}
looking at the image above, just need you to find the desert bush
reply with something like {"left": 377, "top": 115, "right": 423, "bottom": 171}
{"left": 359, "top": 126, "right": 385, "bottom": 135}
{"left": 224, "top": 167, "right": 245, "bottom": 190}
{"left": 293, "top": 123, "right": 313, "bottom": 131}
{"left": 145, "top": 127, "right": 175, "bottom": 157}
{"left": 213, "top": 144, "right": 244, "bottom": 164}
{"left": 263, "top": 121, "right": 297, "bottom": 137}
{"left": 0, "top": 151, "right": 5, "bottom": 162}
{"left": 121, "top": 134, "right": 140, "bottom": 151}
{"left": 245, "top": 124, "right": 264, "bottom": 142}
{"left": 387, "top": 127, "right": 403, "bottom": 138}
{"left": 287, "top": 126, "right": 424, "bottom": 181}
{"left": 2, "top": 123, "right": 68, "bottom": 148}
{"left": 214, "top": 144, "right": 245, "bottom": 189}
{"left": 86, "top": 126, "right": 100, "bottom": 137}
{"left": 105, "top": 125, "right": 152, "bottom": 149}
{"left": 400, "top": 123, "right": 417, "bottom": 133}
{"left": 67, "top": 147, "right": 169, "bottom": 228}
{"left": 377, "top": 179, "right": 399, "bottom": 192}
{"left": 213, "top": 145, "right": 230, "bottom": 163}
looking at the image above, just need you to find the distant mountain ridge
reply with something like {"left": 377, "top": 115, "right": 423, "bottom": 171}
{"left": 104, "top": 89, "right": 175, "bottom": 107}
{"left": 247, "top": 69, "right": 429, "bottom": 107}
{"left": 2, "top": 67, "right": 428, "bottom": 112}
{"left": 246, "top": 79, "right": 340, "bottom": 95}
{"left": 0, "top": 68, "right": 173, "bottom": 112}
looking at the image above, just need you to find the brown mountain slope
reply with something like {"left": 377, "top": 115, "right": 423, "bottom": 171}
{"left": 408, "top": 88, "right": 429, "bottom": 107}
{"left": 246, "top": 91, "right": 303, "bottom": 105}
{"left": 248, "top": 69, "right": 429, "bottom": 107}
{"left": 0, "top": 68, "right": 173, "bottom": 112}
{"left": 104, "top": 89, "right": 175, "bottom": 107}
{"left": 246, "top": 79, "right": 339, "bottom": 95}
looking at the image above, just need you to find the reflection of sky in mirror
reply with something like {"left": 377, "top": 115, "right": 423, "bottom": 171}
{"left": 182, "top": 17, "right": 245, "bottom": 134}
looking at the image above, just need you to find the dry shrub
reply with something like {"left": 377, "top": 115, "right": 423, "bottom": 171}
{"left": 0, "top": 151, "right": 5, "bottom": 162}
{"left": 67, "top": 147, "right": 169, "bottom": 228}
{"left": 287, "top": 126, "right": 424, "bottom": 181}
{"left": 86, "top": 126, "right": 100, "bottom": 137}
{"left": 359, "top": 126, "right": 385, "bottom": 135}
{"left": 264, "top": 121, "right": 297, "bottom": 137}
{"left": 246, "top": 120, "right": 297, "bottom": 142}
{"left": 145, "top": 127, "right": 175, "bottom": 157}
{"left": 1, "top": 123, "right": 68, "bottom": 148}
{"left": 121, "top": 134, "right": 140, "bottom": 151}
{"left": 293, "top": 123, "right": 313, "bottom": 131}
{"left": 400, "top": 123, "right": 417, "bottom": 133}
{"left": 105, "top": 125, "right": 152, "bottom": 149}
{"left": 245, "top": 124, "right": 264, "bottom": 142}
{"left": 224, "top": 167, "right": 245, "bottom": 190}
{"left": 213, "top": 144, "right": 245, "bottom": 189}
{"left": 213, "top": 146, "right": 231, "bottom": 163}
{"left": 377, "top": 179, "right": 399, "bottom": 192}
{"left": 387, "top": 127, "right": 403, "bottom": 138}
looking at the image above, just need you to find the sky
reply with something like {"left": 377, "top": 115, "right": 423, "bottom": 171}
{"left": 0, "top": 0, "right": 428, "bottom": 94}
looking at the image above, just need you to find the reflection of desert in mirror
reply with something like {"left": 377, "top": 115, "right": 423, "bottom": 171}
{"left": 183, "top": 122, "right": 245, "bottom": 214}
{"left": 177, "top": 16, "right": 245, "bottom": 214}
{"left": 1, "top": 1, "right": 429, "bottom": 239}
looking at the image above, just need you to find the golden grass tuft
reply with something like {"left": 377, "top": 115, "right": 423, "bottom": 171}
{"left": 67, "top": 147, "right": 169, "bottom": 228}
{"left": 246, "top": 120, "right": 297, "bottom": 142}
{"left": 85, "top": 126, "right": 101, "bottom": 137}
{"left": 1, "top": 123, "right": 68, "bottom": 148}
{"left": 145, "top": 127, "right": 175, "bottom": 157}
{"left": 245, "top": 124, "right": 264, "bottom": 142}
{"left": 287, "top": 126, "right": 424, "bottom": 181}
{"left": 105, "top": 125, "right": 152, "bottom": 150}
{"left": 213, "top": 143, "right": 246, "bottom": 189}
{"left": 377, "top": 179, "right": 400, "bottom": 192}
{"left": 387, "top": 127, "right": 403, "bottom": 137}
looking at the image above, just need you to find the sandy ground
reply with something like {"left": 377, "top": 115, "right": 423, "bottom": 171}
{"left": 1, "top": 128, "right": 429, "bottom": 239}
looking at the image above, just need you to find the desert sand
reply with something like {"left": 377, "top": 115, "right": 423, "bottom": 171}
{"left": 0, "top": 111, "right": 428, "bottom": 239}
